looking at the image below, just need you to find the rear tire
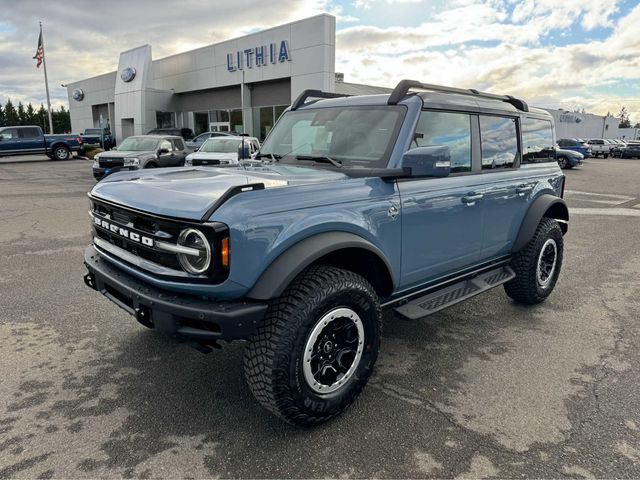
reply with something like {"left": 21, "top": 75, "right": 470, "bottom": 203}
{"left": 244, "top": 265, "right": 381, "bottom": 426}
{"left": 52, "top": 145, "right": 70, "bottom": 161}
{"left": 504, "top": 217, "right": 563, "bottom": 305}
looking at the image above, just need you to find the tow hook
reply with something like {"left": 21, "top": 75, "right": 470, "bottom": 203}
{"left": 83, "top": 272, "right": 96, "bottom": 290}
{"left": 134, "top": 306, "right": 153, "bottom": 328}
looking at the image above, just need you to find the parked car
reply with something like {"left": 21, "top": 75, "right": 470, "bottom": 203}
{"left": 0, "top": 125, "right": 83, "bottom": 160}
{"left": 81, "top": 128, "right": 115, "bottom": 150}
{"left": 557, "top": 138, "right": 591, "bottom": 158}
{"left": 185, "top": 131, "right": 234, "bottom": 151}
{"left": 612, "top": 141, "right": 640, "bottom": 159}
{"left": 92, "top": 135, "right": 188, "bottom": 180}
{"left": 146, "top": 127, "right": 194, "bottom": 140}
{"left": 184, "top": 136, "right": 260, "bottom": 166}
{"left": 610, "top": 140, "right": 624, "bottom": 157}
{"left": 556, "top": 148, "right": 583, "bottom": 169}
{"left": 83, "top": 80, "right": 568, "bottom": 425}
{"left": 586, "top": 139, "right": 610, "bottom": 158}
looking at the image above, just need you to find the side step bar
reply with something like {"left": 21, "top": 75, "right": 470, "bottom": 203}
{"left": 393, "top": 266, "right": 515, "bottom": 320}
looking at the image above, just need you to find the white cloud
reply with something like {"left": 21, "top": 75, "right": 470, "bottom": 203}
{"left": 0, "top": 0, "right": 638, "bottom": 123}
{"left": 0, "top": 0, "right": 329, "bottom": 108}
{"left": 336, "top": 1, "right": 640, "bottom": 121}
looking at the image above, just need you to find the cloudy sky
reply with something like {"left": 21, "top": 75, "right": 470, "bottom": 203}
{"left": 1, "top": 0, "right": 639, "bottom": 121}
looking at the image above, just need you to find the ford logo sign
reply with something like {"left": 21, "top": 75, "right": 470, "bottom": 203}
{"left": 120, "top": 67, "right": 136, "bottom": 83}
{"left": 72, "top": 88, "right": 84, "bottom": 101}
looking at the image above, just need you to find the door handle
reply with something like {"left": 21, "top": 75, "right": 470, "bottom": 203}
{"left": 462, "top": 193, "right": 484, "bottom": 206}
{"left": 516, "top": 185, "right": 533, "bottom": 196}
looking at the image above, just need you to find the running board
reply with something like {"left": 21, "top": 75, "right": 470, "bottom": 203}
{"left": 393, "top": 266, "right": 515, "bottom": 320}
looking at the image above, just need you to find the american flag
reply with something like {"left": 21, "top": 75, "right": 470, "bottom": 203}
{"left": 33, "top": 30, "right": 43, "bottom": 68}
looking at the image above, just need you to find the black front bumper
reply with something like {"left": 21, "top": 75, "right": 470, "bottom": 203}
{"left": 93, "top": 166, "right": 134, "bottom": 181}
{"left": 83, "top": 245, "right": 267, "bottom": 343}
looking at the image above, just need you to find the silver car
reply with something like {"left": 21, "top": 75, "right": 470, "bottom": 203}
{"left": 185, "top": 131, "right": 234, "bottom": 151}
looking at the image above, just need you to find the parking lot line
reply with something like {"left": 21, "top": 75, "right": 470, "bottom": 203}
{"left": 569, "top": 207, "right": 640, "bottom": 216}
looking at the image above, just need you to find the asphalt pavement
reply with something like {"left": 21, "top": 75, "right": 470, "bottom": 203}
{"left": 0, "top": 157, "right": 639, "bottom": 478}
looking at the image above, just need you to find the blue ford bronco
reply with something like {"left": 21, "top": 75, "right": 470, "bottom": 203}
{"left": 83, "top": 80, "right": 568, "bottom": 425}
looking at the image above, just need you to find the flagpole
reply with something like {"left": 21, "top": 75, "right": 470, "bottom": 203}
{"left": 39, "top": 22, "right": 54, "bottom": 134}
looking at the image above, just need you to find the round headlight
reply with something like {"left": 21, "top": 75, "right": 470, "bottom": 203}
{"left": 177, "top": 228, "right": 211, "bottom": 274}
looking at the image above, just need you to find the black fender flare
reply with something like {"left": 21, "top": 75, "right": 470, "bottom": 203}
{"left": 512, "top": 194, "right": 569, "bottom": 252}
{"left": 246, "top": 231, "right": 395, "bottom": 300}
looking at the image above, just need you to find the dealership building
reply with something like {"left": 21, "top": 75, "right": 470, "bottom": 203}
{"left": 67, "top": 13, "right": 627, "bottom": 143}
{"left": 66, "top": 14, "right": 389, "bottom": 142}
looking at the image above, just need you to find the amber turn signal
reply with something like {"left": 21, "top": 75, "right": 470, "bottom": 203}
{"left": 221, "top": 237, "right": 230, "bottom": 268}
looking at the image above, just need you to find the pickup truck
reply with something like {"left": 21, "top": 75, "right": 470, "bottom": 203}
{"left": 586, "top": 139, "right": 610, "bottom": 158}
{"left": 81, "top": 128, "right": 114, "bottom": 150}
{"left": 0, "top": 125, "right": 83, "bottom": 160}
{"left": 83, "top": 80, "right": 568, "bottom": 426}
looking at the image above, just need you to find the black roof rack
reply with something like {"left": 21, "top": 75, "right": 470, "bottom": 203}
{"left": 290, "top": 89, "right": 350, "bottom": 111}
{"left": 387, "top": 79, "right": 529, "bottom": 112}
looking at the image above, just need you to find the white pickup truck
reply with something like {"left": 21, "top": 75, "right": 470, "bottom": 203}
{"left": 586, "top": 139, "right": 611, "bottom": 158}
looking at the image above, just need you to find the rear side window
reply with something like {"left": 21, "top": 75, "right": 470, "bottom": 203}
{"left": 522, "top": 117, "right": 555, "bottom": 163}
{"left": 19, "top": 128, "right": 41, "bottom": 139}
{"left": 160, "top": 139, "right": 173, "bottom": 151}
{"left": 479, "top": 116, "right": 518, "bottom": 170}
{"left": 414, "top": 111, "right": 472, "bottom": 173}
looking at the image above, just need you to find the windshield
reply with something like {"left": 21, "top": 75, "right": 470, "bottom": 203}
{"left": 200, "top": 138, "right": 242, "bottom": 153}
{"left": 118, "top": 137, "right": 159, "bottom": 152}
{"left": 259, "top": 106, "right": 405, "bottom": 168}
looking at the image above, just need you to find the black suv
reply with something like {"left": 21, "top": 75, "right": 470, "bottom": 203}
{"left": 146, "top": 127, "right": 194, "bottom": 140}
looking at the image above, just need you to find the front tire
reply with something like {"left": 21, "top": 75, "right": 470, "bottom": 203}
{"left": 504, "top": 217, "right": 563, "bottom": 305}
{"left": 244, "top": 265, "right": 381, "bottom": 426}
{"left": 557, "top": 156, "right": 567, "bottom": 169}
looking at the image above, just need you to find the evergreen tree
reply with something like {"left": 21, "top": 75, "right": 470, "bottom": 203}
{"left": 0, "top": 104, "right": 5, "bottom": 127}
{"left": 25, "top": 103, "right": 36, "bottom": 125}
{"left": 17, "top": 102, "right": 26, "bottom": 125}
{"left": 36, "top": 103, "right": 48, "bottom": 133}
{"left": 4, "top": 99, "right": 19, "bottom": 125}
{"left": 618, "top": 107, "right": 631, "bottom": 128}
{"left": 52, "top": 105, "right": 71, "bottom": 133}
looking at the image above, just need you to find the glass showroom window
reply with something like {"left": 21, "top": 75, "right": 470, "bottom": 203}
{"left": 156, "top": 111, "right": 175, "bottom": 128}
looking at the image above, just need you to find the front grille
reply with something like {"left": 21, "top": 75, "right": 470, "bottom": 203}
{"left": 98, "top": 156, "right": 124, "bottom": 168}
{"left": 90, "top": 198, "right": 229, "bottom": 283}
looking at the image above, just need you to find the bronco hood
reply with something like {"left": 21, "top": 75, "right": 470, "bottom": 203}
{"left": 90, "top": 164, "right": 349, "bottom": 220}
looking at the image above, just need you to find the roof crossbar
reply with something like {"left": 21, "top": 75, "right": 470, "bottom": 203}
{"left": 387, "top": 79, "right": 529, "bottom": 112}
{"left": 290, "top": 89, "right": 350, "bottom": 111}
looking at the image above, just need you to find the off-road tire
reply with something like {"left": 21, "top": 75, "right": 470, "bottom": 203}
{"left": 244, "top": 265, "right": 381, "bottom": 426}
{"left": 504, "top": 217, "right": 563, "bottom": 305}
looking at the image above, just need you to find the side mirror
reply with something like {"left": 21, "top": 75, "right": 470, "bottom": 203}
{"left": 400, "top": 146, "right": 451, "bottom": 178}
{"left": 237, "top": 144, "right": 250, "bottom": 160}
{"left": 158, "top": 148, "right": 170, "bottom": 155}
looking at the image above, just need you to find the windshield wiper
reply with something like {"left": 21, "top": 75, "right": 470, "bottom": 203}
{"left": 295, "top": 155, "right": 343, "bottom": 168}
{"left": 253, "top": 152, "right": 281, "bottom": 161}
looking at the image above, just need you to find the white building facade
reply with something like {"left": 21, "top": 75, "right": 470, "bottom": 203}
{"left": 66, "top": 15, "right": 336, "bottom": 142}
{"left": 543, "top": 109, "right": 624, "bottom": 140}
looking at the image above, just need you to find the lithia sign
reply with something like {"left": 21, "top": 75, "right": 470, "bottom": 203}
{"left": 226, "top": 40, "right": 291, "bottom": 71}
